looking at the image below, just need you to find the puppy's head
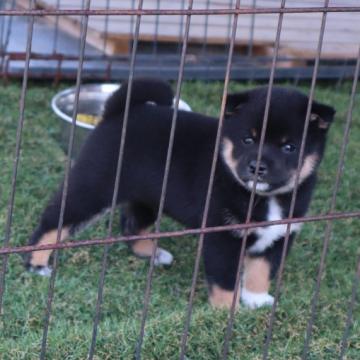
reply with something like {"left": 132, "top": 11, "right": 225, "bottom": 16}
{"left": 221, "top": 87, "right": 335, "bottom": 195}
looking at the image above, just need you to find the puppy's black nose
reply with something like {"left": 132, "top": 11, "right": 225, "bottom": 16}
{"left": 248, "top": 160, "right": 268, "bottom": 176}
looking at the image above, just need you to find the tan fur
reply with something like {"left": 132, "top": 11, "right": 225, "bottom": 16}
{"left": 243, "top": 256, "right": 271, "bottom": 293}
{"left": 221, "top": 137, "right": 245, "bottom": 186}
{"left": 310, "top": 113, "right": 329, "bottom": 129}
{"left": 222, "top": 138, "right": 238, "bottom": 170}
{"left": 251, "top": 128, "right": 257, "bottom": 138}
{"left": 274, "top": 153, "right": 319, "bottom": 195}
{"left": 299, "top": 153, "right": 318, "bottom": 183}
{"left": 131, "top": 239, "right": 157, "bottom": 257}
{"left": 30, "top": 228, "right": 69, "bottom": 266}
{"left": 131, "top": 230, "right": 156, "bottom": 257}
{"left": 209, "top": 284, "right": 240, "bottom": 309}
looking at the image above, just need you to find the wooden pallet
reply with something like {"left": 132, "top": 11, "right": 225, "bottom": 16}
{"left": 16, "top": 0, "right": 360, "bottom": 59}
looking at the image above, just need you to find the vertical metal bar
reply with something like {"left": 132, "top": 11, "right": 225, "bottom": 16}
{"left": 0, "top": 1, "right": 5, "bottom": 52}
{"left": 247, "top": 0, "right": 256, "bottom": 57}
{"left": 177, "top": 0, "right": 186, "bottom": 54}
{"left": 152, "top": 0, "right": 160, "bottom": 55}
{"left": 102, "top": 0, "right": 110, "bottom": 54}
{"left": 179, "top": 1, "right": 241, "bottom": 358}
{"left": 135, "top": 2, "right": 194, "bottom": 359}
{"left": 39, "top": 1, "right": 91, "bottom": 358}
{"left": 0, "top": 0, "right": 35, "bottom": 314}
{"left": 226, "top": 0, "right": 235, "bottom": 40}
{"left": 335, "top": 59, "right": 348, "bottom": 91}
{"left": 0, "top": 0, "right": 15, "bottom": 78}
{"left": 200, "top": 0, "right": 211, "bottom": 57}
{"left": 221, "top": 1, "right": 286, "bottom": 358}
{"left": 339, "top": 256, "right": 360, "bottom": 359}
{"left": 52, "top": 0, "right": 61, "bottom": 54}
{"left": 87, "top": 1, "right": 144, "bottom": 358}
{"left": 302, "top": 45, "right": 360, "bottom": 359}
{"left": 129, "top": 0, "right": 136, "bottom": 35}
{"left": 262, "top": 1, "right": 330, "bottom": 358}
{"left": 79, "top": 0, "right": 86, "bottom": 52}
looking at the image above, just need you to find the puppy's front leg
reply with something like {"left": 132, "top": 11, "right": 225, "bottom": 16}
{"left": 241, "top": 256, "right": 274, "bottom": 309}
{"left": 203, "top": 233, "right": 241, "bottom": 309}
{"left": 204, "top": 233, "right": 274, "bottom": 309}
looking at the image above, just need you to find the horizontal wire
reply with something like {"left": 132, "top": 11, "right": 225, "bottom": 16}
{"left": 1, "top": 7, "right": 360, "bottom": 16}
{"left": 0, "top": 212, "right": 359, "bottom": 257}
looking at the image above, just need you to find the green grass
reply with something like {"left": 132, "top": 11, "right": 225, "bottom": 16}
{"left": 0, "top": 80, "right": 359, "bottom": 359}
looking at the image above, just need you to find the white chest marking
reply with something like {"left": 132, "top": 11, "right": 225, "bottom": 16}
{"left": 248, "top": 197, "right": 302, "bottom": 254}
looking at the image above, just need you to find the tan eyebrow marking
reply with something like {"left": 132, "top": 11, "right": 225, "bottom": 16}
{"left": 251, "top": 128, "right": 257, "bottom": 138}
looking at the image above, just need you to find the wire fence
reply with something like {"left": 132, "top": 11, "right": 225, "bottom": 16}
{"left": 0, "top": 0, "right": 359, "bottom": 359}
{"left": 0, "top": 0, "right": 360, "bottom": 81}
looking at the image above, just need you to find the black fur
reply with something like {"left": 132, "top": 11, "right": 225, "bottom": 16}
{"left": 26, "top": 78, "right": 335, "bottom": 305}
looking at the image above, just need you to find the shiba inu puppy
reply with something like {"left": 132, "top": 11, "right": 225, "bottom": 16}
{"left": 26, "top": 78, "right": 334, "bottom": 309}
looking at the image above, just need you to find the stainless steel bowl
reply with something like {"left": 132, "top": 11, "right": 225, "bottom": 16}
{"left": 51, "top": 83, "right": 192, "bottom": 158}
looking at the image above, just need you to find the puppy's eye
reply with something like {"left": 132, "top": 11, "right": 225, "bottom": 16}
{"left": 282, "top": 143, "right": 296, "bottom": 153}
{"left": 242, "top": 137, "right": 254, "bottom": 145}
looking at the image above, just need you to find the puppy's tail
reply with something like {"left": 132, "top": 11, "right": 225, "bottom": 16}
{"left": 103, "top": 77, "right": 173, "bottom": 120}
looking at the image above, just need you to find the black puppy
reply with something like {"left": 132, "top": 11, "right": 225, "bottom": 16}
{"left": 26, "top": 78, "right": 335, "bottom": 309}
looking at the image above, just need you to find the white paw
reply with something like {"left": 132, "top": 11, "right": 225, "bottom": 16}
{"left": 154, "top": 248, "right": 173, "bottom": 266}
{"left": 173, "top": 99, "right": 192, "bottom": 112}
{"left": 28, "top": 265, "right": 53, "bottom": 277}
{"left": 241, "top": 288, "right": 274, "bottom": 309}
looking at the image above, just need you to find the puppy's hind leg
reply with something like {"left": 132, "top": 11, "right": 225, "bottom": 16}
{"left": 121, "top": 203, "right": 173, "bottom": 266}
{"left": 26, "top": 183, "right": 109, "bottom": 276}
{"left": 26, "top": 225, "right": 69, "bottom": 277}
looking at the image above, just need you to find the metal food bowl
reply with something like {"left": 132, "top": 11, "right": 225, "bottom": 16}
{"left": 51, "top": 83, "right": 192, "bottom": 158}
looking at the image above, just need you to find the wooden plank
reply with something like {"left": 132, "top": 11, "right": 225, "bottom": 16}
{"left": 15, "top": 0, "right": 360, "bottom": 58}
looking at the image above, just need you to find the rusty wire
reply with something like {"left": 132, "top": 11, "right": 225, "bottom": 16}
{"left": 135, "top": 1, "right": 194, "bottom": 359}
{"left": 88, "top": 1, "right": 144, "bottom": 358}
{"left": 222, "top": 0, "right": 287, "bottom": 357}
{"left": 179, "top": 1, "right": 241, "bottom": 357}
{"left": 339, "top": 255, "right": 360, "bottom": 359}
{"left": 0, "top": 0, "right": 35, "bottom": 313}
{"left": 0, "top": 211, "right": 359, "bottom": 257}
{"left": 302, "top": 45, "right": 360, "bottom": 359}
{"left": 0, "top": 1, "right": 359, "bottom": 359}
{"left": 262, "top": 1, "right": 330, "bottom": 357}
{"left": 40, "top": 1, "right": 92, "bottom": 358}
{"left": 1, "top": 7, "right": 360, "bottom": 16}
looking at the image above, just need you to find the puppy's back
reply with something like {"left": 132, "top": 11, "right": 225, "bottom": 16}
{"left": 103, "top": 78, "right": 174, "bottom": 121}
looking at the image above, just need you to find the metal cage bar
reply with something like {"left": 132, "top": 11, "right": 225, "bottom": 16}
{"left": 1, "top": 7, "right": 360, "bottom": 16}
{"left": 135, "top": 1, "right": 194, "bottom": 359}
{"left": 222, "top": 0, "right": 287, "bottom": 357}
{"left": 88, "top": 1, "right": 145, "bottom": 358}
{"left": 302, "top": 45, "right": 360, "bottom": 359}
{"left": 39, "top": 1, "right": 92, "bottom": 358}
{"left": 339, "top": 255, "right": 360, "bottom": 359}
{"left": 179, "top": 1, "right": 241, "bottom": 357}
{"left": 263, "top": 1, "right": 331, "bottom": 357}
{"left": 0, "top": 0, "right": 35, "bottom": 313}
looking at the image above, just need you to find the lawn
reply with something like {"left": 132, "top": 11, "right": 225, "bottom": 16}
{"left": 0, "top": 80, "right": 359, "bottom": 359}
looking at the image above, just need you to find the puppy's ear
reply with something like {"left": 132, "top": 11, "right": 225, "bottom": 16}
{"left": 225, "top": 92, "right": 249, "bottom": 116}
{"left": 310, "top": 101, "right": 336, "bottom": 130}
